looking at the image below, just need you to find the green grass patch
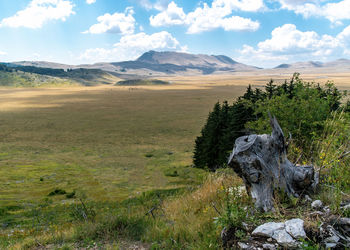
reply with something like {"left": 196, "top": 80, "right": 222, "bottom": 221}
{"left": 0, "top": 84, "right": 248, "bottom": 247}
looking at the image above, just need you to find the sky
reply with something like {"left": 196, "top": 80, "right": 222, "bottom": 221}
{"left": 0, "top": 0, "right": 350, "bottom": 68}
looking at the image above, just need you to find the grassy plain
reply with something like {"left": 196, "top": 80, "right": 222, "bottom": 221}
{"left": 1, "top": 72, "right": 350, "bottom": 206}
{"left": 0, "top": 72, "right": 350, "bottom": 248}
{"left": 0, "top": 82, "right": 246, "bottom": 208}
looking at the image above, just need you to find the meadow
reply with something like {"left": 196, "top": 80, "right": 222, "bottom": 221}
{"left": 1, "top": 73, "right": 350, "bottom": 248}
{"left": 0, "top": 82, "right": 249, "bottom": 208}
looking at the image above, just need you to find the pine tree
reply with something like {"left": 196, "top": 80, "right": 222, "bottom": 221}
{"left": 265, "top": 79, "right": 276, "bottom": 99}
{"left": 243, "top": 84, "right": 254, "bottom": 100}
{"left": 193, "top": 102, "right": 222, "bottom": 170}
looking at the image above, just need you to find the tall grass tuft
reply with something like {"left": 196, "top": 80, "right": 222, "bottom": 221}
{"left": 144, "top": 170, "right": 245, "bottom": 249}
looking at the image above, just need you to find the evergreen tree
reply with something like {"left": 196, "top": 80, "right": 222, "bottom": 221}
{"left": 193, "top": 74, "right": 348, "bottom": 171}
{"left": 265, "top": 79, "right": 276, "bottom": 99}
{"left": 243, "top": 84, "right": 254, "bottom": 100}
{"left": 193, "top": 102, "right": 222, "bottom": 170}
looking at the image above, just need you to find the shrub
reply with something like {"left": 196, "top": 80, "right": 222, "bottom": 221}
{"left": 246, "top": 75, "right": 344, "bottom": 148}
{"left": 48, "top": 188, "right": 67, "bottom": 196}
{"left": 66, "top": 191, "right": 76, "bottom": 199}
{"left": 194, "top": 73, "right": 347, "bottom": 171}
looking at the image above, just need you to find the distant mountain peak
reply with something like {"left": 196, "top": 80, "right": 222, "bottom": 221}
{"left": 135, "top": 50, "right": 246, "bottom": 68}
{"left": 275, "top": 63, "right": 291, "bottom": 69}
{"left": 136, "top": 50, "right": 158, "bottom": 63}
{"left": 274, "top": 61, "right": 323, "bottom": 69}
{"left": 213, "top": 55, "right": 238, "bottom": 65}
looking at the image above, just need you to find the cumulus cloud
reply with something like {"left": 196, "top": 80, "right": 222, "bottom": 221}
{"left": 213, "top": 0, "right": 265, "bottom": 12}
{"left": 83, "top": 7, "right": 135, "bottom": 34}
{"left": 79, "top": 31, "right": 181, "bottom": 63}
{"left": 150, "top": 0, "right": 262, "bottom": 33}
{"left": 237, "top": 24, "right": 346, "bottom": 67}
{"left": 86, "top": 0, "right": 96, "bottom": 4}
{"left": 150, "top": 1, "right": 186, "bottom": 26}
{"left": 275, "top": 0, "right": 350, "bottom": 24}
{"left": 257, "top": 24, "right": 339, "bottom": 54}
{"left": 0, "top": 0, "right": 75, "bottom": 29}
{"left": 139, "top": 0, "right": 170, "bottom": 11}
{"left": 337, "top": 25, "right": 350, "bottom": 55}
{"left": 0, "top": 50, "right": 7, "bottom": 56}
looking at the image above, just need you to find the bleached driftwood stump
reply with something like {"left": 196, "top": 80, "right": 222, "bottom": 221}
{"left": 228, "top": 115, "right": 318, "bottom": 212}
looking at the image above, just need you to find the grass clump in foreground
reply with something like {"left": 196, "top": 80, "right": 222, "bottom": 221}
{"left": 3, "top": 170, "right": 252, "bottom": 249}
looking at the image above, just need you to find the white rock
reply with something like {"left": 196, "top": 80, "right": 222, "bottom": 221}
{"left": 342, "top": 203, "right": 350, "bottom": 210}
{"left": 262, "top": 243, "right": 276, "bottom": 249}
{"left": 272, "top": 229, "right": 298, "bottom": 248}
{"left": 252, "top": 222, "right": 285, "bottom": 237}
{"left": 325, "top": 243, "right": 337, "bottom": 248}
{"left": 338, "top": 217, "right": 350, "bottom": 226}
{"left": 285, "top": 218, "right": 306, "bottom": 239}
{"left": 311, "top": 200, "right": 323, "bottom": 209}
{"left": 325, "top": 235, "right": 340, "bottom": 243}
{"left": 242, "top": 222, "right": 250, "bottom": 231}
{"left": 238, "top": 242, "right": 250, "bottom": 249}
{"left": 304, "top": 195, "right": 312, "bottom": 202}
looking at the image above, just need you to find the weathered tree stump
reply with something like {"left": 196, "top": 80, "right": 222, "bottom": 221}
{"left": 228, "top": 115, "right": 318, "bottom": 212}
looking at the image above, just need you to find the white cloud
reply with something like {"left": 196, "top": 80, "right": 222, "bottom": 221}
{"left": 0, "top": 0, "right": 75, "bottom": 29}
{"left": 337, "top": 25, "right": 350, "bottom": 55}
{"left": 257, "top": 24, "right": 339, "bottom": 54}
{"left": 150, "top": 1, "right": 186, "bottom": 26}
{"left": 275, "top": 0, "right": 350, "bottom": 24}
{"left": 0, "top": 51, "right": 7, "bottom": 56}
{"left": 213, "top": 0, "right": 265, "bottom": 12}
{"left": 150, "top": 0, "right": 261, "bottom": 33}
{"left": 139, "top": 0, "right": 153, "bottom": 10}
{"left": 79, "top": 31, "right": 181, "bottom": 63}
{"left": 154, "top": 0, "right": 171, "bottom": 11}
{"left": 139, "top": 0, "right": 170, "bottom": 11}
{"left": 237, "top": 24, "right": 345, "bottom": 67}
{"left": 186, "top": 5, "right": 260, "bottom": 34}
{"left": 83, "top": 7, "right": 135, "bottom": 34}
{"left": 86, "top": 0, "right": 96, "bottom": 4}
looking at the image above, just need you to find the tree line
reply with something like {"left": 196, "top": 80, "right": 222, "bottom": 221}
{"left": 193, "top": 73, "right": 349, "bottom": 171}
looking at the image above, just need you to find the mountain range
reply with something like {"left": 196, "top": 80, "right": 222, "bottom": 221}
{"left": 4, "top": 51, "right": 350, "bottom": 80}
{"left": 274, "top": 59, "right": 350, "bottom": 71}
{"left": 11, "top": 51, "right": 260, "bottom": 77}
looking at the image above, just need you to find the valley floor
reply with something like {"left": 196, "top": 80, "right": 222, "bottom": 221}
{"left": 0, "top": 72, "right": 350, "bottom": 249}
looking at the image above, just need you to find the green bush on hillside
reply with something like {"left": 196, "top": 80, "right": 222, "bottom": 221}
{"left": 194, "top": 73, "right": 348, "bottom": 171}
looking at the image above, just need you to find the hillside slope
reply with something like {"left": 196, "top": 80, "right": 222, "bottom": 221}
{"left": 0, "top": 64, "right": 121, "bottom": 86}
{"left": 0, "top": 65, "right": 78, "bottom": 87}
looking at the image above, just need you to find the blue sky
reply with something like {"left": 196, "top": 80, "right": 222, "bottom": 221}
{"left": 0, "top": 0, "right": 350, "bottom": 67}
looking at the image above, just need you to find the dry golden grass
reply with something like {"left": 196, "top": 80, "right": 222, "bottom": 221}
{"left": 0, "top": 82, "right": 248, "bottom": 207}
{"left": 162, "top": 172, "right": 242, "bottom": 227}
{"left": 0, "top": 72, "right": 349, "bottom": 208}
{"left": 142, "top": 171, "right": 244, "bottom": 247}
{"left": 1, "top": 72, "right": 350, "bottom": 249}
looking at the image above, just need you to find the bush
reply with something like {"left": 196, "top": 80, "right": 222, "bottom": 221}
{"left": 66, "top": 191, "right": 76, "bottom": 199}
{"left": 193, "top": 73, "right": 348, "bottom": 171}
{"left": 246, "top": 75, "right": 344, "bottom": 148}
{"left": 48, "top": 188, "right": 67, "bottom": 196}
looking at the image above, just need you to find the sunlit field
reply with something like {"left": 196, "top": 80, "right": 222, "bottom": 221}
{"left": 1, "top": 73, "right": 349, "bottom": 208}
{"left": 0, "top": 82, "right": 247, "bottom": 208}
{"left": 1, "top": 73, "right": 350, "bottom": 248}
